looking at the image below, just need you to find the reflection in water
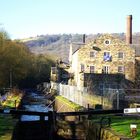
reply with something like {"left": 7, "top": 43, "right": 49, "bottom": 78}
{"left": 21, "top": 92, "right": 50, "bottom": 121}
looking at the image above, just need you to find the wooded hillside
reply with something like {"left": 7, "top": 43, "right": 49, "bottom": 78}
{"left": 0, "top": 31, "right": 55, "bottom": 89}
{"left": 22, "top": 33, "right": 140, "bottom": 62}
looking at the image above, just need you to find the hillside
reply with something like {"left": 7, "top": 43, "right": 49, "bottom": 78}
{"left": 21, "top": 33, "right": 140, "bottom": 62}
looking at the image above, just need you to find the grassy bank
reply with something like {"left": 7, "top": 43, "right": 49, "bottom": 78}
{"left": 0, "top": 89, "right": 23, "bottom": 140}
{"left": 1, "top": 94, "right": 22, "bottom": 108}
{"left": 90, "top": 115, "right": 140, "bottom": 140}
{"left": 56, "top": 95, "right": 84, "bottom": 111}
{"left": 0, "top": 89, "right": 23, "bottom": 108}
{"left": 0, "top": 114, "right": 17, "bottom": 140}
{"left": 111, "top": 116, "right": 140, "bottom": 140}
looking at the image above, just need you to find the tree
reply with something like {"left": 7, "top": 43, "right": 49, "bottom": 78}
{"left": 0, "top": 31, "right": 55, "bottom": 89}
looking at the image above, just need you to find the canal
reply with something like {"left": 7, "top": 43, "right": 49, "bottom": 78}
{"left": 12, "top": 90, "right": 54, "bottom": 140}
{"left": 21, "top": 91, "right": 52, "bottom": 121}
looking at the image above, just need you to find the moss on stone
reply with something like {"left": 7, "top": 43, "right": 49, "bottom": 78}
{"left": 55, "top": 95, "right": 84, "bottom": 111}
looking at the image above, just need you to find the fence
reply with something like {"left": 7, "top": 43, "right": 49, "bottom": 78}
{"left": 51, "top": 82, "right": 124, "bottom": 109}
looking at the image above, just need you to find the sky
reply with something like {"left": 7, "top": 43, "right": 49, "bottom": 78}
{"left": 0, "top": 0, "right": 139, "bottom": 39}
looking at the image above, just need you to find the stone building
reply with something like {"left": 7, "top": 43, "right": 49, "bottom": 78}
{"left": 68, "top": 34, "right": 135, "bottom": 94}
{"left": 50, "top": 59, "right": 70, "bottom": 84}
{"left": 50, "top": 15, "right": 139, "bottom": 96}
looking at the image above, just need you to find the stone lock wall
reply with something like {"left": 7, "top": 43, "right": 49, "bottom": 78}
{"left": 54, "top": 96, "right": 84, "bottom": 121}
{"left": 86, "top": 121, "right": 133, "bottom": 140}
{"left": 56, "top": 121, "right": 86, "bottom": 139}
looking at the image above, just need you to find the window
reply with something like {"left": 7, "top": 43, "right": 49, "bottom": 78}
{"left": 102, "top": 66, "right": 109, "bottom": 74}
{"left": 103, "top": 52, "right": 112, "bottom": 61}
{"left": 90, "top": 51, "right": 96, "bottom": 58}
{"left": 104, "top": 52, "right": 110, "bottom": 56}
{"left": 118, "top": 52, "right": 124, "bottom": 59}
{"left": 104, "top": 39, "right": 110, "bottom": 45}
{"left": 51, "top": 67, "right": 56, "bottom": 74}
{"left": 90, "top": 66, "right": 95, "bottom": 73}
{"left": 118, "top": 66, "right": 124, "bottom": 73}
{"left": 80, "top": 64, "right": 85, "bottom": 72}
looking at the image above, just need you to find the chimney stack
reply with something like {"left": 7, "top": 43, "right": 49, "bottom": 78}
{"left": 126, "top": 15, "right": 132, "bottom": 44}
{"left": 83, "top": 34, "right": 86, "bottom": 43}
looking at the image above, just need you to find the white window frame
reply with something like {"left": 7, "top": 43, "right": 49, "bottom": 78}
{"left": 102, "top": 66, "right": 110, "bottom": 74}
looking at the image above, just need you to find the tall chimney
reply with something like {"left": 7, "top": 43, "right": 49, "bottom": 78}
{"left": 83, "top": 34, "right": 86, "bottom": 43}
{"left": 126, "top": 15, "right": 132, "bottom": 44}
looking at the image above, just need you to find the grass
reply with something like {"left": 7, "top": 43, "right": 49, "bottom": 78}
{"left": 0, "top": 114, "right": 17, "bottom": 140}
{"left": 111, "top": 116, "right": 140, "bottom": 140}
{"left": 56, "top": 95, "right": 84, "bottom": 111}
{"left": 0, "top": 90, "right": 22, "bottom": 140}
{"left": 90, "top": 115, "right": 140, "bottom": 140}
{"left": 1, "top": 93, "right": 22, "bottom": 108}
{"left": 2, "top": 96, "right": 20, "bottom": 108}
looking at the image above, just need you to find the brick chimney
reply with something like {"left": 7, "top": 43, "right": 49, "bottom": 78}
{"left": 126, "top": 15, "right": 132, "bottom": 44}
{"left": 83, "top": 34, "right": 86, "bottom": 43}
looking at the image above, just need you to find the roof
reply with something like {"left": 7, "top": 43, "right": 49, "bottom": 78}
{"left": 72, "top": 43, "right": 83, "bottom": 55}
{"left": 71, "top": 34, "right": 140, "bottom": 57}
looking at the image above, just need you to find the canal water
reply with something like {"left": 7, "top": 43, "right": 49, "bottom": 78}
{"left": 21, "top": 91, "right": 51, "bottom": 121}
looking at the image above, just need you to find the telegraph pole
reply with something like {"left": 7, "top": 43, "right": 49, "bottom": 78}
{"left": 116, "top": 90, "right": 119, "bottom": 110}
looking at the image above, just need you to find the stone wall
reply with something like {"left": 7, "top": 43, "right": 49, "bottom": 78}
{"left": 135, "top": 57, "right": 140, "bottom": 88}
{"left": 56, "top": 120, "right": 133, "bottom": 140}
{"left": 54, "top": 96, "right": 84, "bottom": 121}
{"left": 56, "top": 121, "right": 86, "bottom": 139}
{"left": 54, "top": 95, "right": 131, "bottom": 139}
{"left": 86, "top": 121, "right": 133, "bottom": 140}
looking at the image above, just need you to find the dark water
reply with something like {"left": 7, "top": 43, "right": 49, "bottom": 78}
{"left": 21, "top": 92, "right": 51, "bottom": 121}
